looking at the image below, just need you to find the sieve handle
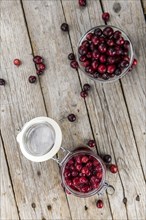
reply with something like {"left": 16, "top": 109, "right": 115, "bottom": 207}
{"left": 97, "top": 182, "right": 115, "bottom": 196}
{"left": 51, "top": 147, "right": 71, "bottom": 165}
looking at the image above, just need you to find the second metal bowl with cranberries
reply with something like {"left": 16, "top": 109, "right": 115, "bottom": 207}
{"left": 77, "top": 25, "right": 134, "bottom": 82}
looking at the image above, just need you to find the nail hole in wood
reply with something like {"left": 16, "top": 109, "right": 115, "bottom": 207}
{"left": 31, "top": 203, "right": 36, "bottom": 209}
{"left": 113, "top": 2, "right": 121, "bottom": 13}
{"left": 37, "top": 171, "right": 41, "bottom": 176}
{"left": 84, "top": 205, "right": 88, "bottom": 211}
{"left": 136, "top": 195, "right": 140, "bottom": 201}
{"left": 123, "top": 197, "right": 127, "bottom": 205}
{"left": 47, "top": 205, "right": 52, "bottom": 211}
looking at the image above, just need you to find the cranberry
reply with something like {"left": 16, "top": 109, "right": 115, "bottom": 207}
{"left": 36, "top": 70, "right": 43, "bottom": 75}
{"left": 116, "top": 37, "right": 125, "bottom": 45}
{"left": 98, "top": 44, "right": 107, "bottom": 53}
{"left": 83, "top": 60, "right": 90, "bottom": 67}
{"left": 96, "top": 200, "right": 103, "bottom": 208}
{"left": 67, "top": 159, "right": 74, "bottom": 165}
{"left": 88, "top": 140, "right": 96, "bottom": 148}
{"left": 86, "top": 32, "right": 93, "bottom": 41}
{"left": 68, "top": 114, "right": 76, "bottom": 122}
{"left": 79, "top": 177, "right": 88, "bottom": 184}
{"left": 123, "top": 40, "right": 130, "bottom": 49}
{"left": 92, "top": 50, "right": 100, "bottom": 59}
{"left": 120, "top": 60, "right": 129, "bottom": 68}
{"left": 61, "top": 23, "right": 69, "bottom": 31}
{"left": 93, "top": 72, "right": 99, "bottom": 78}
{"left": 92, "top": 36, "right": 100, "bottom": 45}
{"left": 86, "top": 52, "right": 92, "bottom": 59}
{"left": 28, "top": 76, "right": 37, "bottom": 83}
{"left": 115, "top": 47, "right": 123, "bottom": 56}
{"left": 86, "top": 162, "right": 92, "bottom": 168}
{"left": 85, "top": 66, "right": 94, "bottom": 74}
{"left": 96, "top": 172, "right": 102, "bottom": 179}
{"left": 92, "top": 182, "right": 100, "bottom": 189}
{"left": 83, "top": 83, "right": 91, "bottom": 91}
{"left": 64, "top": 171, "right": 71, "bottom": 178}
{"left": 70, "top": 60, "right": 79, "bottom": 69}
{"left": 76, "top": 164, "right": 82, "bottom": 171}
{"left": 90, "top": 176, "right": 99, "bottom": 183}
{"left": 92, "top": 60, "right": 99, "bottom": 70}
{"left": 73, "top": 177, "right": 80, "bottom": 186}
{"left": 115, "top": 68, "right": 122, "bottom": 76}
{"left": 107, "top": 39, "right": 114, "bottom": 47}
{"left": 107, "top": 47, "right": 116, "bottom": 56}
{"left": 13, "top": 59, "right": 21, "bottom": 66}
{"left": 102, "top": 12, "right": 110, "bottom": 22}
{"left": 99, "top": 37, "right": 106, "bottom": 43}
{"left": 79, "top": 173, "right": 86, "bottom": 177}
{"left": 33, "top": 56, "right": 43, "bottom": 64}
{"left": 80, "top": 186, "right": 90, "bottom": 193}
{"left": 102, "top": 73, "right": 109, "bottom": 80}
{"left": 123, "top": 56, "right": 130, "bottom": 62}
{"left": 103, "top": 154, "right": 112, "bottom": 163}
{"left": 107, "top": 56, "right": 116, "bottom": 64}
{"left": 90, "top": 43, "right": 96, "bottom": 51}
{"left": 132, "top": 58, "right": 138, "bottom": 66}
{"left": 0, "top": 79, "right": 6, "bottom": 86}
{"left": 94, "top": 28, "right": 103, "bottom": 37}
{"left": 109, "top": 164, "right": 118, "bottom": 173}
{"left": 81, "top": 166, "right": 89, "bottom": 174}
{"left": 38, "top": 63, "right": 46, "bottom": 71}
{"left": 75, "top": 156, "right": 82, "bottom": 164}
{"left": 103, "top": 27, "right": 114, "bottom": 37}
{"left": 82, "top": 40, "right": 90, "bottom": 47}
{"left": 113, "top": 31, "right": 121, "bottom": 40}
{"left": 78, "top": 46, "right": 88, "bottom": 55}
{"left": 107, "top": 64, "right": 116, "bottom": 74}
{"left": 81, "top": 156, "right": 89, "bottom": 163}
{"left": 80, "top": 91, "right": 88, "bottom": 98}
{"left": 66, "top": 179, "right": 72, "bottom": 186}
{"left": 79, "top": 0, "right": 86, "bottom": 6}
{"left": 79, "top": 55, "right": 87, "bottom": 62}
{"left": 72, "top": 171, "right": 78, "bottom": 177}
{"left": 98, "top": 64, "right": 106, "bottom": 74}
{"left": 70, "top": 165, "right": 76, "bottom": 171}
{"left": 68, "top": 53, "right": 75, "bottom": 60}
{"left": 99, "top": 54, "right": 107, "bottom": 63}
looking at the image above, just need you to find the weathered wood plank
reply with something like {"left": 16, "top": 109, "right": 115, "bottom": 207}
{"left": 21, "top": 0, "right": 113, "bottom": 219}
{"left": 61, "top": 0, "right": 145, "bottom": 219}
{"left": 1, "top": 1, "right": 71, "bottom": 219}
{"left": 0, "top": 136, "right": 20, "bottom": 220}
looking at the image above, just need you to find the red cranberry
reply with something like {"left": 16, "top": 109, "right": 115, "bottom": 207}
{"left": 33, "top": 56, "right": 43, "bottom": 64}
{"left": 79, "top": 0, "right": 86, "bottom": 6}
{"left": 132, "top": 58, "right": 138, "bottom": 66}
{"left": 76, "top": 164, "right": 82, "bottom": 171}
{"left": 90, "top": 43, "right": 96, "bottom": 51}
{"left": 79, "top": 173, "right": 86, "bottom": 177}
{"left": 80, "top": 91, "right": 88, "bottom": 98}
{"left": 107, "top": 56, "right": 116, "bottom": 64}
{"left": 123, "top": 56, "right": 130, "bottom": 62}
{"left": 116, "top": 37, "right": 125, "bottom": 45}
{"left": 107, "top": 47, "right": 116, "bottom": 56}
{"left": 123, "top": 49, "right": 128, "bottom": 56}
{"left": 102, "top": 73, "right": 109, "bottom": 80}
{"left": 80, "top": 185, "right": 90, "bottom": 193}
{"left": 115, "top": 47, "right": 123, "bottom": 56}
{"left": 98, "top": 64, "right": 106, "bottom": 74}
{"left": 94, "top": 28, "right": 103, "bottom": 37}
{"left": 13, "top": 59, "right": 21, "bottom": 66}
{"left": 82, "top": 40, "right": 90, "bottom": 47}
{"left": 99, "top": 37, "right": 105, "bottom": 43}
{"left": 72, "top": 171, "right": 78, "bottom": 177}
{"left": 79, "top": 55, "right": 87, "bottom": 62}
{"left": 68, "top": 53, "right": 75, "bottom": 60}
{"left": 85, "top": 66, "right": 94, "bottom": 74}
{"left": 68, "top": 114, "right": 76, "bottom": 122}
{"left": 73, "top": 177, "right": 80, "bottom": 186}
{"left": 36, "top": 70, "right": 43, "bottom": 75}
{"left": 107, "top": 64, "right": 116, "bottom": 74}
{"left": 64, "top": 171, "right": 71, "bottom": 178}
{"left": 70, "top": 60, "right": 79, "bottom": 69}
{"left": 75, "top": 156, "right": 82, "bottom": 164}
{"left": 86, "top": 52, "right": 92, "bottom": 59}
{"left": 67, "top": 159, "right": 74, "bottom": 165}
{"left": 99, "top": 54, "right": 107, "bottom": 63}
{"left": 83, "top": 60, "right": 90, "bottom": 67}
{"left": 92, "top": 50, "right": 100, "bottom": 60}
{"left": 98, "top": 44, "right": 107, "bottom": 53}
{"left": 107, "top": 39, "right": 114, "bottom": 47}
{"left": 113, "top": 31, "right": 121, "bottom": 40}
{"left": 93, "top": 72, "right": 99, "bottom": 78}
{"left": 103, "top": 154, "right": 112, "bottom": 163}
{"left": 92, "top": 182, "right": 99, "bottom": 189}
{"left": 96, "top": 172, "right": 103, "bottom": 179}
{"left": 78, "top": 46, "right": 88, "bottom": 55}
{"left": 109, "top": 164, "right": 118, "bottom": 173}
{"left": 86, "top": 162, "right": 92, "bottom": 167}
{"left": 86, "top": 33, "right": 93, "bottom": 41}
{"left": 38, "top": 63, "right": 46, "bottom": 71}
{"left": 28, "top": 76, "right": 37, "bottom": 83}
{"left": 103, "top": 27, "right": 114, "bottom": 37}
{"left": 66, "top": 179, "right": 72, "bottom": 186}
{"left": 96, "top": 200, "right": 103, "bottom": 208}
{"left": 90, "top": 176, "right": 99, "bottom": 184}
{"left": 92, "top": 36, "right": 100, "bottom": 45}
{"left": 120, "top": 60, "right": 129, "bottom": 68}
{"left": 123, "top": 40, "right": 130, "bottom": 49}
{"left": 79, "top": 177, "right": 88, "bottom": 184}
{"left": 0, "top": 79, "right": 6, "bottom": 86}
{"left": 83, "top": 83, "right": 91, "bottom": 91}
{"left": 87, "top": 140, "right": 96, "bottom": 148}
{"left": 61, "top": 23, "right": 69, "bottom": 32}
{"left": 81, "top": 156, "right": 89, "bottom": 163}
{"left": 92, "top": 60, "right": 99, "bottom": 70}
{"left": 81, "top": 166, "right": 89, "bottom": 174}
{"left": 115, "top": 68, "right": 122, "bottom": 76}
{"left": 102, "top": 12, "right": 110, "bottom": 22}
{"left": 70, "top": 165, "right": 76, "bottom": 171}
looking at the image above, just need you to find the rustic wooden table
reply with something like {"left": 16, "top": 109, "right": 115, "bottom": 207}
{"left": 1, "top": 0, "right": 146, "bottom": 220}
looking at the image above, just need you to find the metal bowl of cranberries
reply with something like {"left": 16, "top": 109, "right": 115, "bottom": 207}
{"left": 77, "top": 25, "right": 134, "bottom": 82}
{"left": 61, "top": 148, "right": 108, "bottom": 198}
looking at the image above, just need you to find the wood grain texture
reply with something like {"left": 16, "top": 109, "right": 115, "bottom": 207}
{"left": 0, "top": 136, "right": 20, "bottom": 220}
{"left": 61, "top": 0, "right": 145, "bottom": 219}
{"left": 21, "top": 1, "right": 113, "bottom": 219}
{"left": 1, "top": 1, "right": 71, "bottom": 219}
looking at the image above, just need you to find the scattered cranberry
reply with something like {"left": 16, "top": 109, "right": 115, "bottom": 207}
{"left": 13, "top": 59, "right": 21, "bottom": 66}
{"left": 80, "top": 91, "right": 88, "bottom": 98}
{"left": 96, "top": 200, "right": 103, "bottom": 208}
{"left": 109, "top": 164, "right": 118, "bottom": 173}
{"left": 83, "top": 83, "right": 91, "bottom": 91}
{"left": 28, "top": 76, "right": 37, "bottom": 83}
{"left": 68, "top": 114, "right": 76, "bottom": 122}
{"left": 132, "top": 58, "right": 138, "bottom": 66}
{"left": 0, "top": 78, "right": 6, "bottom": 86}
{"left": 102, "top": 12, "right": 110, "bottom": 22}
{"left": 70, "top": 60, "right": 78, "bottom": 69}
{"left": 33, "top": 56, "right": 43, "bottom": 64}
{"left": 36, "top": 70, "right": 43, "bottom": 75}
{"left": 103, "top": 155, "right": 112, "bottom": 163}
{"left": 61, "top": 23, "right": 69, "bottom": 32}
{"left": 79, "top": 0, "right": 86, "bottom": 6}
{"left": 38, "top": 63, "right": 46, "bottom": 71}
{"left": 87, "top": 140, "right": 96, "bottom": 148}
{"left": 68, "top": 53, "right": 75, "bottom": 60}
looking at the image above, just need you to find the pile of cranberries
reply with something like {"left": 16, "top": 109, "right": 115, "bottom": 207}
{"left": 78, "top": 26, "right": 133, "bottom": 81}
{"left": 63, "top": 154, "right": 103, "bottom": 194}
